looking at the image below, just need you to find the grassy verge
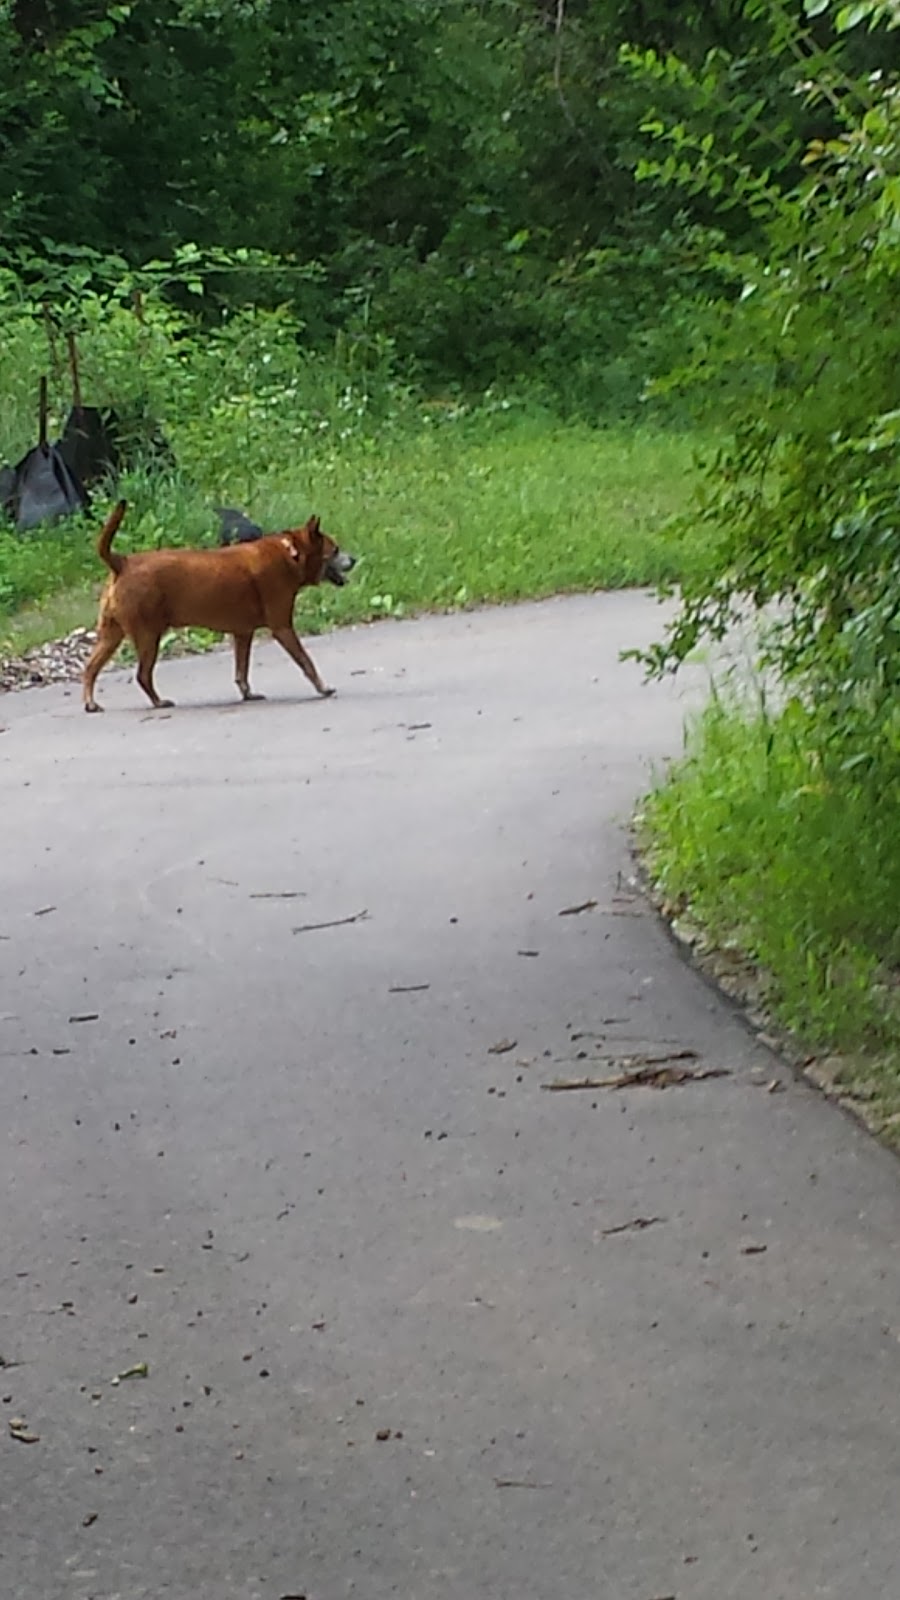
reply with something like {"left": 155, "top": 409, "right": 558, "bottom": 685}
{"left": 640, "top": 689, "right": 900, "bottom": 1141}
{"left": 0, "top": 585, "right": 99, "bottom": 656}
{"left": 1, "top": 414, "right": 710, "bottom": 657}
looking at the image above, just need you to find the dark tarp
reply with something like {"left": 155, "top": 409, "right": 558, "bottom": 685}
{"left": 56, "top": 335, "right": 119, "bottom": 487}
{"left": 4, "top": 439, "right": 89, "bottom": 530}
{"left": 51, "top": 334, "right": 176, "bottom": 489}
{"left": 1, "top": 380, "right": 89, "bottom": 531}
{"left": 0, "top": 465, "right": 16, "bottom": 511}
{"left": 58, "top": 403, "right": 120, "bottom": 487}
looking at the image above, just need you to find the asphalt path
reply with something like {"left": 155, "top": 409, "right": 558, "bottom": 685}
{"left": 2, "top": 593, "right": 899, "bottom": 1600}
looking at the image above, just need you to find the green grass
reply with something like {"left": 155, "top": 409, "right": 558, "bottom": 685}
{"left": 0, "top": 584, "right": 99, "bottom": 654}
{"left": 641, "top": 689, "right": 900, "bottom": 1135}
{"left": 0, "top": 413, "right": 710, "bottom": 657}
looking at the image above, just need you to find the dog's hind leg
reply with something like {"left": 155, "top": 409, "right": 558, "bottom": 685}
{"left": 134, "top": 629, "right": 174, "bottom": 709}
{"left": 272, "top": 626, "right": 334, "bottom": 697}
{"left": 233, "top": 632, "right": 264, "bottom": 701}
{"left": 83, "top": 618, "right": 125, "bottom": 712}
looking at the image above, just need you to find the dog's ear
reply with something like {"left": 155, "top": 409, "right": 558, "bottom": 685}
{"left": 306, "top": 515, "right": 322, "bottom": 542}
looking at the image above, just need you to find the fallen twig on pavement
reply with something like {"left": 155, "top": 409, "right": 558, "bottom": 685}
{"left": 494, "top": 1478, "right": 552, "bottom": 1490}
{"left": 292, "top": 909, "right": 369, "bottom": 934}
{"left": 601, "top": 1216, "right": 666, "bottom": 1236}
{"left": 544, "top": 1052, "right": 729, "bottom": 1092}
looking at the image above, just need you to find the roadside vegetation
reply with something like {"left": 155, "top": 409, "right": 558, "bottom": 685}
{"left": 0, "top": 301, "right": 710, "bottom": 647}
{"left": 630, "top": 1, "right": 900, "bottom": 1127}
{"left": 0, "top": 1, "right": 897, "bottom": 1118}
{"left": 641, "top": 690, "right": 900, "bottom": 1134}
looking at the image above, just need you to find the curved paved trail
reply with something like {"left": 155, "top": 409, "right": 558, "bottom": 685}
{"left": 2, "top": 594, "right": 899, "bottom": 1600}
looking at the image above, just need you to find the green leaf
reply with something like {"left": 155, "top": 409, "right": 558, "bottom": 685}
{"left": 835, "top": 1, "right": 878, "bottom": 26}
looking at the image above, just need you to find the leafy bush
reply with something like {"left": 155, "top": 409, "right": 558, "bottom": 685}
{"left": 631, "top": 3, "right": 900, "bottom": 746}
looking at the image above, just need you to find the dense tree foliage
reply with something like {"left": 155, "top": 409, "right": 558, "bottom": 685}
{"left": 635, "top": 1, "right": 899, "bottom": 744}
{"left": 7, "top": 0, "right": 889, "bottom": 403}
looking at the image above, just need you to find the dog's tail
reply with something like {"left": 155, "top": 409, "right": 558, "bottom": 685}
{"left": 97, "top": 500, "right": 128, "bottom": 575}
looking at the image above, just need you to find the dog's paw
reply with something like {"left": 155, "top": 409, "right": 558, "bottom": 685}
{"left": 319, "top": 685, "right": 336, "bottom": 698}
{"left": 241, "top": 691, "right": 266, "bottom": 703}
{"left": 154, "top": 699, "right": 176, "bottom": 710}
{"left": 84, "top": 702, "right": 103, "bottom": 714}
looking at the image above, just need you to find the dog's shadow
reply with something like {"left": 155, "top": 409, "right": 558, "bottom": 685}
{"left": 140, "top": 694, "right": 330, "bottom": 717}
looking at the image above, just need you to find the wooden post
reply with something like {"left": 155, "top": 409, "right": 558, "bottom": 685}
{"left": 67, "top": 331, "right": 83, "bottom": 413}
{"left": 38, "top": 375, "right": 48, "bottom": 448}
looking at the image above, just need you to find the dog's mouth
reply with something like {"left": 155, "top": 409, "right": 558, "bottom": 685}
{"left": 324, "top": 551, "right": 356, "bottom": 588}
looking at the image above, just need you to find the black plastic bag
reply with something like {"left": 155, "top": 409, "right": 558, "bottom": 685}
{"left": 58, "top": 403, "right": 120, "bottom": 486}
{"left": 3, "top": 379, "right": 89, "bottom": 531}
{"left": 13, "top": 440, "right": 89, "bottom": 530}
{"left": 217, "top": 506, "right": 263, "bottom": 545}
{"left": 56, "top": 336, "right": 119, "bottom": 486}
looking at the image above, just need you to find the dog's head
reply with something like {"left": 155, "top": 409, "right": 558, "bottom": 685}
{"left": 323, "top": 542, "right": 356, "bottom": 587}
{"left": 280, "top": 516, "right": 356, "bottom": 587}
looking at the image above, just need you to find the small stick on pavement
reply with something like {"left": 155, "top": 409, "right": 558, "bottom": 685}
{"left": 544, "top": 1059, "right": 729, "bottom": 1092}
{"left": 569, "top": 1047, "right": 698, "bottom": 1069}
{"left": 545, "top": 1048, "right": 699, "bottom": 1086}
{"left": 250, "top": 891, "right": 307, "bottom": 900}
{"left": 569, "top": 1024, "right": 627, "bottom": 1039}
{"left": 292, "top": 909, "right": 369, "bottom": 935}
{"left": 642, "top": 1048, "right": 698, "bottom": 1063}
{"left": 601, "top": 1216, "right": 665, "bottom": 1236}
{"left": 558, "top": 899, "right": 598, "bottom": 916}
{"left": 389, "top": 984, "right": 430, "bottom": 993}
{"left": 494, "top": 1478, "right": 553, "bottom": 1490}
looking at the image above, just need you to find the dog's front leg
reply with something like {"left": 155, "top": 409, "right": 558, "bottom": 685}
{"left": 272, "top": 626, "right": 334, "bottom": 697}
{"left": 233, "top": 632, "right": 265, "bottom": 701}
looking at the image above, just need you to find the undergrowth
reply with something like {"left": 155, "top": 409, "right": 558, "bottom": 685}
{"left": 642, "top": 687, "right": 900, "bottom": 1123}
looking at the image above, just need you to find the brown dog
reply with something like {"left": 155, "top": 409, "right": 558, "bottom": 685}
{"left": 82, "top": 501, "right": 355, "bottom": 712}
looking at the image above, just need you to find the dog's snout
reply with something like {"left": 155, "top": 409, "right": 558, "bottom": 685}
{"left": 323, "top": 546, "right": 356, "bottom": 588}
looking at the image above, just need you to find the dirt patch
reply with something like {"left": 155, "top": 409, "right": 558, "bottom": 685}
{"left": 0, "top": 627, "right": 97, "bottom": 694}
